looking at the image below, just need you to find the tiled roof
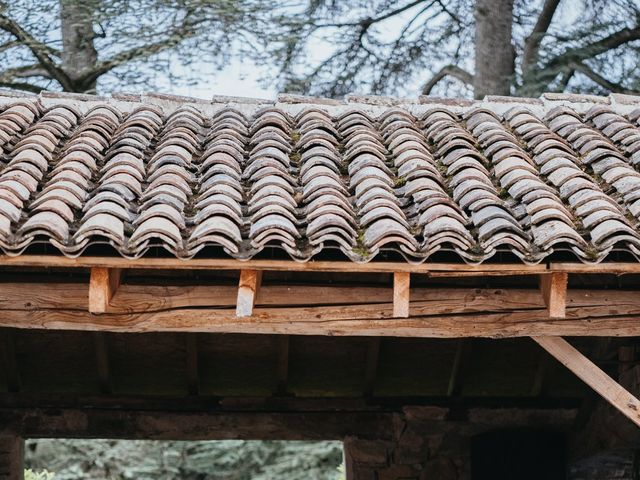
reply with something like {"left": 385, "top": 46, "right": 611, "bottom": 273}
{"left": 1, "top": 89, "right": 640, "bottom": 264}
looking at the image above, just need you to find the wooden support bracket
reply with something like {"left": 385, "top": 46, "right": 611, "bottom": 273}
{"left": 236, "top": 270, "right": 262, "bottom": 317}
{"left": 393, "top": 272, "right": 410, "bottom": 318}
{"left": 533, "top": 336, "right": 640, "bottom": 427}
{"left": 540, "top": 272, "right": 568, "bottom": 318}
{"left": 88, "top": 267, "right": 122, "bottom": 314}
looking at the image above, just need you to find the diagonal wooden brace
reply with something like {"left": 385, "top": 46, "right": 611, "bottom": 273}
{"left": 533, "top": 336, "right": 640, "bottom": 427}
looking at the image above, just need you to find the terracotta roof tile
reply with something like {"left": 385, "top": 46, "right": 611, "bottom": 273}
{"left": 0, "top": 90, "right": 639, "bottom": 263}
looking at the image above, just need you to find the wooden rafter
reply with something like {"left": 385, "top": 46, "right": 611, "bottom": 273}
{"left": 540, "top": 272, "right": 568, "bottom": 318}
{"left": 533, "top": 336, "right": 640, "bottom": 427}
{"left": 236, "top": 270, "right": 262, "bottom": 317}
{"left": 88, "top": 267, "right": 122, "bottom": 314}
{"left": 393, "top": 272, "right": 410, "bottom": 318}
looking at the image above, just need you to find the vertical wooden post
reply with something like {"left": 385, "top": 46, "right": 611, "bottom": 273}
{"left": 539, "top": 272, "right": 568, "bottom": 318}
{"left": 89, "top": 267, "right": 122, "bottom": 314}
{"left": 94, "top": 332, "right": 111, "bottom": 394}
{"left": 276, "top": 335, "right": 290, "bottom": 396}
{"left": 236, "top": 270, "right": 262, "bottom": 317}
{"left": 186, "top": 334, "right": 199, "bottom": 396}
{"left": 0, "top": 434, "right": 24, "bottom": 480}
{"left": 393, "top": 272, "right": 410, "bottom": 318}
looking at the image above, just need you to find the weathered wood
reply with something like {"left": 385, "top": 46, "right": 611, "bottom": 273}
{"left": 276, "top": 335, "right": 290, "bottom": 396}
{"left": 533, "top": 336, "right": 640, "bottom": 427}
{"left": 1, "top": 282, "right": 640, "bottom": 337}
{"left": 393, "top": 272, "right": 410, "bottom": 318}
{"left": 0, "top": 434, "right": 23, "bottom": 480}
{"left": 4, "top": 302, "right": 640, "bottom": 337}
{"left": 540, "top": 272, "right": 568, "bottom": 318}
{"left": 236, "top": 270, "right": 262, "bottom": 317}
{"left": 94, "top": 332, "right": 110, "bottom": 394}
{"left": 88, "top": 267, "right": 122, "bottom": 314}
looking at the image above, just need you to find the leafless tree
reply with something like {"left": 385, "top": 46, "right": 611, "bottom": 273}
{"left": 0, "top": 0, "right": 269, "bottom": 93}
{"left": 267, "top": 0, "right": 640, "bottom": 98}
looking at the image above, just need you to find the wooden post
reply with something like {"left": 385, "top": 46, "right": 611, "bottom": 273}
{"left": 236, "top": 270, "right": 262, "bottom": 317}
{"left": 94, "top": 332, "right": 111, "bottom": 394}
{"left": 533, "top": 336, "right": 640, "bottom": 427}
{"left": 393, "top": 272, "right": 410, "bottom": 318}
{"left": 539, "top": 272, "right": 567, "bottom": 318}
{"left": 89, "top": 267, "right": 122, "bottom": 314}
{"left": 0, "top": 434, "right": 24, "bottom": 480}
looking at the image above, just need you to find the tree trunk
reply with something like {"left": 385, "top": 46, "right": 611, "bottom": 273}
{"left": 473, "top": 0, "right": 515, "bottom": 99}
{"left": 60, "top": 0, "right": 98, "bottom": 92}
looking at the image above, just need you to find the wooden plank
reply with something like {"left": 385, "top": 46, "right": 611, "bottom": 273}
{"left": 5, "top": 302, "right": 640, "bottom": 337}
{"left": 0, "top": 434, "right": 23, "bottom": 480}
{"left": 533, "top": 336, "right": 640, "bottom": 427}
{"left": 236, "top": 270, "right": 262, "bottom": 317}
{"left": 94, "top": 332, "right": 110, "bottom": 394}
{"left": 393, "top": 272, "right": 410, "bottom": 318}
{"left": 540, "top": 272, "right": 568, "bottom": 318}
{"left": 88, "top": 267, "right": 122, "bottom": 314}
{"left": 276, "top": 335, "right": 290, "bottom": 396}
{"left": 0, "top": 254, "right": 551, "bottom": 274}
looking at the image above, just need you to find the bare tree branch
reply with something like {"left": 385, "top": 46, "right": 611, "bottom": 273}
{"left": 522, "top": 0, "right": 562, "bottom": 72}
{"left": 79, "top": 12, "right": 200, "bottom": 86}
{"left": 0, "top": 81, "right": 42, "bottom": 93}
{"left": 571, "top": 61, "right": 640, "bottom": 94}
{"left": 422, "top": 64, "right": 473, "bottom": 94}
{"left": 0, "top": 64, "right": 50, "bottom": 80}
{"left": 0, "top": 13, "right": 71, "bottom": 89}
{"left": 312, "top": 0, "right": 427, "bottom": 28}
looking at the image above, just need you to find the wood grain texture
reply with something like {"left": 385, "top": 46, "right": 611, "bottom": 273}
{"left": 533, "top": 336, "right": 640, "bottom": 427}
{"left": 88, "top": 267, "right": 122, "bottom": 314}
{"left": 540, "top": 272, "right": 568, "bottom": 318}
{"left": 1, "top": 282, "right": 640, "bottom": 337}
{"left": 393, "top": 272, "right": 410, "bottom": 318}
{"left": 236, "top": 270, "right": 262, "bottom": 317}
{"left": 7, "top": 254, "right": 640, "bottom": 275}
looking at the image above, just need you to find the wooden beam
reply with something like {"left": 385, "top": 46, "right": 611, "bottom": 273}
{"left": 94, "top": 332, "right": 110, "bottom": 394}
{"left": 364, "top": 337, "right": 381, "bottom": 397}
{"left": 88, "top": 267, "right": 122, "bottom": 314}
{"left": 236, "top": 270, "right": 262, "bottom": 317}
{"left": 276, "top": 335, "right": 289, "bottom": 396}
{"left": 2, "top": 284, "right": 640, "bottom": 337}
{"left": 533, "top": 336, "right": 640, "bottom": 427}
{"left": 540, "top": 272, "right": 568, "bottom": 318}
{"left": 0, "top": 434, "right": 24, "bottom": 480}
{"left": 185, "top": 334, "right": 199, "bottom": 396}
{"left": 393, "top": 272, "right": 410, "bottom": 318}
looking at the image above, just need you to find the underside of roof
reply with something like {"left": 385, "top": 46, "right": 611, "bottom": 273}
{"left": 1, "top": 89, "right": 640, "bottom": 264}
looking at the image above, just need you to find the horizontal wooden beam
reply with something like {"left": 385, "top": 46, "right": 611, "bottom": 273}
{"left": 1, "top": 284, "right": 640, "bottom": 337}
{"left": 533, "top": 337, "right": 640, "bottom": 427}
{"left": 2, "top": 254, "right": 640, "bottom": 275}
{"left": 0, "top": 408, "right": 392, "bottom": 441}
